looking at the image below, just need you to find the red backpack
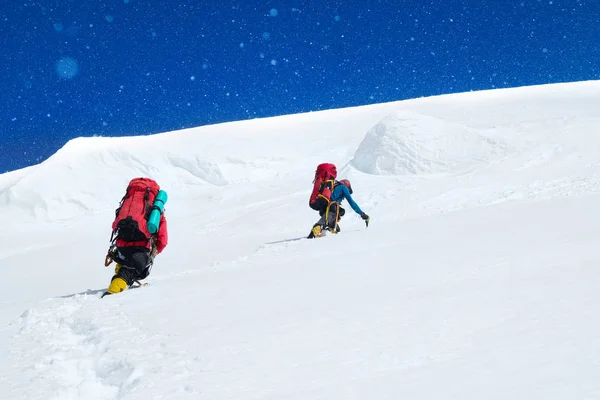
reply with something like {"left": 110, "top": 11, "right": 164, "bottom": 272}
{"left": 309, "top": 163, "right": 337, "bottom": 209}
{"left": 112, "top": 177, "right": 160, "bottom": 242}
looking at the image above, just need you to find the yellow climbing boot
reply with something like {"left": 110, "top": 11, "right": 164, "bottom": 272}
{"left": 107, "top": 277, "right": 127, "bottom": 294}
{"left": 311, "top": 225, "right": 322, "bottom": 237}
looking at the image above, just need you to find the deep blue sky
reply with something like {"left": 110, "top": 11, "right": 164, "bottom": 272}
{"left": 1, "top": 1, "right": 598, "bottom": 172}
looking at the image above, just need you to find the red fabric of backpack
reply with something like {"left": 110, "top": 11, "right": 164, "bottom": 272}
{"left": 309, "top": 163, "right": 337, "bottom": 209}
{"left": 112, "top": 178, "right": 160, "bottom": 243}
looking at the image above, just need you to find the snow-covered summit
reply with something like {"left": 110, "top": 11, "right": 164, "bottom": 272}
{"left": 3, "top": 80, "right": 600, "bottom": 222}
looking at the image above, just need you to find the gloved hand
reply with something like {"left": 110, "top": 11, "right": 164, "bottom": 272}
{"left": 360, "top": 212, "right": 370, "bottom": 227}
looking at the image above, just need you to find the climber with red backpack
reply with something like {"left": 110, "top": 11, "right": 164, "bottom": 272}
{"left": 308, "top": 163, "right": 370, "bottom": 238}
{"left": 102, "top": 177, "right": 168, "bottom": 297}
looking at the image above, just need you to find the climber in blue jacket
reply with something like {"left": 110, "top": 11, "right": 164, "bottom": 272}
{"left": 308, "top": 179, "right": 370, "bottom": 238}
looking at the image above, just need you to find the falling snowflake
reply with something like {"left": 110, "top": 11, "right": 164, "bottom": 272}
{"left": 55, "top": 57, "right": 79, "bottom": 79}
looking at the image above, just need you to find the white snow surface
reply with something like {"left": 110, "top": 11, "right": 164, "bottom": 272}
{"left": 2, "top": 81, "right": 600, "bottom": 399}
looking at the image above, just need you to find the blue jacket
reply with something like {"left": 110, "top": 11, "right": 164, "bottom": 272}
{"left": 330, "top": 184, "right": 363, "bottom": 215}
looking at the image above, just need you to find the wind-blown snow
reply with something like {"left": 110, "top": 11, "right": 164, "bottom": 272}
{"left": 2, "top": 81, "right": 600, "bottom": 399}
{"left": 351, "top": 110, "right": 506, "bottom": 175}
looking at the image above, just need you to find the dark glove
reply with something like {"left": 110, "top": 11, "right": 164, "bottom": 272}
{"left": 360, "top": 212, "right": 370, "bottom": 227}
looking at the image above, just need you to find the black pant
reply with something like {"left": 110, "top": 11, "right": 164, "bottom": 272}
{"left": 314, "top": 202, "right": 345, "bottom": 230}
{"left": 310, "top": 196, "right": 329, "bottom": 212}
{"left": 113, "top": 246, "right": 151, "bottom": 285}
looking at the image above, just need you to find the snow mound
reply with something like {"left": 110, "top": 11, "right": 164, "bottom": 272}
{"left": 351, "top": 111, "right": 506, "bottom": 175}
{"left": 0, "top": 136, "right": 230, "bottom": 220}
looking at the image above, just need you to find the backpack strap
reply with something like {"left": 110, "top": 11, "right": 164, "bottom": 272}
{"left": 317, "top": 179, "right": 335, "bottom": 203}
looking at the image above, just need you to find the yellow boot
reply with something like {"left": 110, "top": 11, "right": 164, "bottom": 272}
{"left": 107, "top": 276, "right": 127, "bottom": 294}
{"left": 310, "top": 225, "right": 322, "bottom": 238}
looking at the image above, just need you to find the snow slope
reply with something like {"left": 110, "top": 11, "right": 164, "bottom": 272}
{"left": 2, "top": 81, "right": 600, "bottom": 399}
